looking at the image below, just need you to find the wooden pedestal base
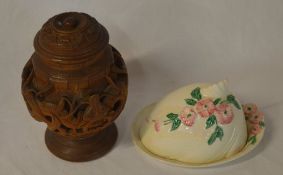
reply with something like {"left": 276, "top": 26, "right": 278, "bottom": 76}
{"left": 45, "top": 124, "right": 118, "bottom": 162}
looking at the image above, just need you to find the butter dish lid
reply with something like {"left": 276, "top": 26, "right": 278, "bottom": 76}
{"left": 132, "top": 81, "right": 265, "bottom": 167}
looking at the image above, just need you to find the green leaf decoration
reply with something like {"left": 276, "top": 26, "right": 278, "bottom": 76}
{"left": 206, "top": 115, "right": 217, "bottom": 129}
{"left": 231, "top": 100, "right": 241, "bottom": 110}
{"left": 227, "top": 94, "right": 235, "bottom": 101}
{"left": 191, "top": 87, "right": 202, "bottom": 100}
{"left": 185, "top": 98, "right": 197, "bottom": 106}
{"left": 208, "top": 132, "right": 218, "bottom": 145}
{"left": 248, "top": 135, "right": 257, "bottom": 144}
{"left": 213, "top": 98, "right": 222, "bottom": 105}
{"left": 207, "top": 126, "right": 224, "bottom": 145}
{"left": 166, "top": 113, "right": 181, "bottom": 131}
{"left": 259, "top": 121, "right": 265, "bottom": 128}
{"left": 227, "top": 95, "right": 241, "bottom": 109}
{"left": 251, "top": 137, "right": 257, "bottom": 144}
{"left": 215, "top": 126, "right": 224, "bottom": 140}
{"left": 171, "top": 118, "right": 181, "bottom": 131}
{"left": 166, "top": 113, "right": 178, "bottom": 121}
{"left": 247, "top": 136, "right": 253, "bottom": 142}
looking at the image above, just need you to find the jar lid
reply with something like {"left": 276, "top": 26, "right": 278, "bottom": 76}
{"left": 34, "top": 12, "right": 109, "bottom": 60}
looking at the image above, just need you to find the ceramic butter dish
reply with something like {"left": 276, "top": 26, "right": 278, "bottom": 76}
{"left": 132, "top": 81, "right": 265, "bottom": 167}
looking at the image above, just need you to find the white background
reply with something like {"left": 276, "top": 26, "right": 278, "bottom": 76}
{"left": 0, "top": 0, "right": 283, "bottom": 174}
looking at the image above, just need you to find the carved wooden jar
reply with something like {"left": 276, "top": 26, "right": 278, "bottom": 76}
{"left": 21, "top": 12, "right": 128, "bottom": 161}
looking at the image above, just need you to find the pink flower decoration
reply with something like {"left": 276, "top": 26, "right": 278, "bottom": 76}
{"left": 243, "top": 104, "right": 258, "bottom": 115}
{"left": 152, "top": 120, "right": 160, "bottom": 132}
{"left": 249, "top": 124, "right": 262, "bottom": 135}
{"left": 179, "top": 107, "right": 197, "bottom": 126}
{"left": 215, "top": 103, "right": 234, "bottom": 124}
{"left": 247, "top": 111, "right": 264, "bottom": 125}
{"left": 195, "top": 98, "right": 216, "bottom": 118}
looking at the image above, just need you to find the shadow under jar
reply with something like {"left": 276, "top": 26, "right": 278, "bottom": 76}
{"left": 21, "top": 12, "right": 128, "bottom": 162}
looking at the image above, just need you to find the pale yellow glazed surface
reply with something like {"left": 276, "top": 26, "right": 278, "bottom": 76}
{"left": 140, "top": 82, "right": 247, "bottom": 164}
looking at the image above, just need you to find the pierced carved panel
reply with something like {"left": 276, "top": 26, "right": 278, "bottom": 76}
{"left": 22, "top": 47, "right": 127, "bottom": 137}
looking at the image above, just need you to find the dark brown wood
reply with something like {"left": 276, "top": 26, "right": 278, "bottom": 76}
{"left": 21, "top": 12, "right": 128, "bottom": 161}
{"left": 45, "top": 124, "right": 118, "bottom": 162}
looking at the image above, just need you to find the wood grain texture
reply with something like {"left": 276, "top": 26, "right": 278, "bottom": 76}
{"left": 45, "top": 124, "right": 118, "bottom": 162}
{"left": 21, "top": 12, "right": 128, "bottom": 161}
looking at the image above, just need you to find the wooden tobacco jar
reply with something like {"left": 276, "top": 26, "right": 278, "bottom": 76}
{"left": 21, "top": 12, "right": 128, "bottom": 162}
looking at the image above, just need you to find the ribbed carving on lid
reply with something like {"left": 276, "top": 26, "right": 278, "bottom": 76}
{"left": 34, "top": 12, "right": 109, "bottom": 60}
